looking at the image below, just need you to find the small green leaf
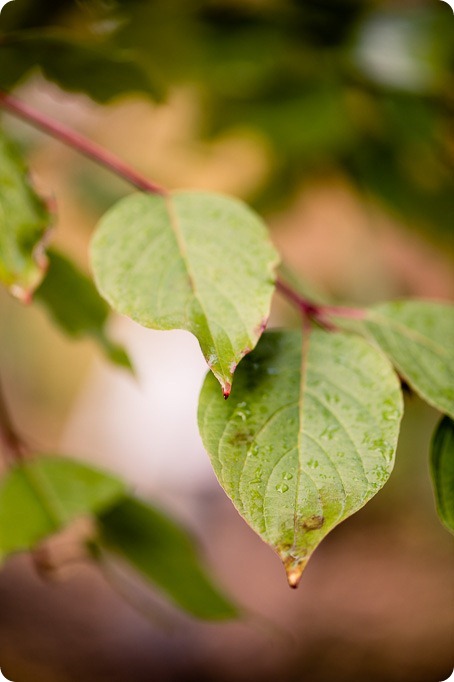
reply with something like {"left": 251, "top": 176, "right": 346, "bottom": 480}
{"left": 354, "top": 301, "right": 454, "bottom": 418}
{"left": 97, "top": 496, "right": 238, "bottom": 620}
{"left": 0, "top": 128, "right": 50, "bottom": 300}
{"left": 35, "top": 249, "right": 132, "bottom": 370}
{"left": 91, "top": 191, "right": 279, "bottom": 395}
{"left": 198, "top": 329, "right": 403, "bottom": 587}
{"left": 431, "top": 416, "right": 454, "bottom": 534}
{"left": 0, "top": 456, "right": 126, "bottom": 559}
{"left": 0, "top": 32, "right": 163, "bottom": 102}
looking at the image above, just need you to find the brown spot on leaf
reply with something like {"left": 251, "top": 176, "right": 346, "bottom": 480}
{"left": 302, "top": 515, "right": 324, "bottom": 531}
{"left": 228, "top": 431, "right": 253, "bottom": 447}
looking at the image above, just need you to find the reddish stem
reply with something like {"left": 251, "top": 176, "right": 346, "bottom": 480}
{"left": 0, "top": 91, "right": 366, "bottom": 326}
{"left": 276, "top": 277, "right": 365, "bottom": 327}
{"left": 0, "top": 91, "right": 167, "bottom": 196}
{"left": 0, "top": 375, "right": 28, "bottom": 462}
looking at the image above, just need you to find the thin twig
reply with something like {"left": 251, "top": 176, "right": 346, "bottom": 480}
{"left": 0, "top": 91, "right": 168, "bottom": 196}
{"left": 0, "top": 91, "right": 367, "bottom": 325}
{"left": 276, "top": 277, "right": 366, "bottom": 326}
{"left": 0, "top": 374, "right": 28, "bottom": 462}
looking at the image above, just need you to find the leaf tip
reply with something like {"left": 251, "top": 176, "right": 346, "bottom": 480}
{"left": 282, "top": 555, "right": 309, "bottom": 589}
{"left": 223, "top": 382, "right": 231, "bottom": 399}
{"left": 9, "top": 284, "right": 33, "bottom": 304}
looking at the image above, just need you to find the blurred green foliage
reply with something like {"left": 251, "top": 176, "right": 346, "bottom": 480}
{"left": 0, "top": 0, "right": 452, "bottom": 242}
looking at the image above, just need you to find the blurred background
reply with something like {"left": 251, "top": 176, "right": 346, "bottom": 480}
{"left": 0, "top": 0, "right": 453, "bottom": 680}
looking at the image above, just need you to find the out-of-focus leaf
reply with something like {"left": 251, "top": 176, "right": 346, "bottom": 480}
{"left": 35, "top": 249, "right": 132, "bottom": 370}
{"left": 431, "top": 416, "right": 454, "bottom": 534}
{"left": 0, "top": 128, "right": 50, "bottom": 301}
{"left": 338, "top": 301, "right": 454, "bottom": 418}
{"left": 0, "top": 456, "right": 126, "bottom": 559}
{"left": 0, "top": 32, "right": 163, "bottom": 102}
{"left": 198, "top": 329, "right": 403, "bottom": 587}
{"left": 91, "top": 191, "right": 279, "bottom": 396}
{"left": 97, "top": 495, "right": 238, "bottom": 620}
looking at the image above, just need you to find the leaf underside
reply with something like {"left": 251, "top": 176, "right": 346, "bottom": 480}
{"left": 0, "top": 129, "right": 50, "bottom": 300}
{"left": 91, "top": 191, "right": 279, "bottom": 394}
{"left": 198, "top": 329, "right": 403, "bottom": 587}
{"left": 431, "top": 416, "right": 454, "bottom": 535}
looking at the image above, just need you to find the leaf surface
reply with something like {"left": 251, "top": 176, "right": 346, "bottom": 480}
{"left": 349, "top": 301, "right": 454, "bottom": 418}
{"left": 35, "top": 250, "right": 131, "bottom": 370}
{"left": 0, "top": 129, "right": 50, "bottom": 300}
{"left": 198, "top": 329, "right": 403, "bottom": 586}
{"left": 0, "top": 456, "right": 126, "bottom": 559}
{"left": 97, "top": 496, "right": 238, "bottom": 620}
{"left": 431, "top": 416, "right": 454, "bottom": 534}
{"left": 91, "top": 191, "right": 279, "bottom": 394}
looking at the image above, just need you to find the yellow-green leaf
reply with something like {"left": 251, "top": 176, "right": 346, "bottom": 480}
{"left": 349, "top": 301, "right": 454, "bottom": 419}
{"left": 91, "top": 191, "right": 279, "bottom": 395}
{"left": 0, "top": 128, "right": 50, "bottom": 300}
{"left": 198, "top": 329, "right": 403, "bottom": 587}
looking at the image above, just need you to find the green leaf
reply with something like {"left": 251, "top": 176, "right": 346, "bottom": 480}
{"left": 198, "top": 329, "right": 403, "bottom": 587}
{"left": 0, "top": 128, "right": 50, "bottom": 300}
{"left": 0, "top": 456, "right": 126, "bottom": 559}
{"left": 351, "top": 301, "right": 454, "bottom": 418}
{"left": 97, "top": 496, "right": 238, "bottom": 620}
{"left": 0, "top": 32, "right": 163, "bottom": 102}
{"left": 35, "top": 249, "right": 132, "bottom": 370}
{"left": 91, "top": 191, "right": 279, "bottom": 395}
{"left": 431, "top": 416, "right": 454, "bottom": 534}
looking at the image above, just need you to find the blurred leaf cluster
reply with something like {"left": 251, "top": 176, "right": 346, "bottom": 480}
{"left": 1, "top": 0, "right": 453, "bottom": 242}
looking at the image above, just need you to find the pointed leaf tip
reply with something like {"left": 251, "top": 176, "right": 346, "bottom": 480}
{"left": 198, "top": 329, "right": 403, "bottom": 588}
{"left": 91, "top": 191, "right": 278, "bottom": 391}
{"left": 284, "top": 557, "right": 308, "bottom": 589}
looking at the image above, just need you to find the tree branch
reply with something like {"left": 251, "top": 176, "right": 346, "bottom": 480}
{"left": 0, "top": 91, "right": 167, "bottom": 196}
{"left": 0, "top": 91, "right": 367, "bottom": 325}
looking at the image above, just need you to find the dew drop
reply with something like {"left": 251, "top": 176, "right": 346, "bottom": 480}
{"left": 383, "top": 409, "right": 399, "bottom": 421}
{"left": 250, "top": 443, "right": 260, "bottom": 457}
{"left": 282, "top": 471, "right": 294, "bottom": 480}
{"left": 276, "top": 482, "right": 289, "bottom": 493}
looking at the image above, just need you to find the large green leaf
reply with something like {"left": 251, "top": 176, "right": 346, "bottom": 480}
{"left": 198, "top": 329, "right": 403, "bottom": 586}
{"left": 342, "top": 301, "right": 454, "bottom": 418}
{"left": 0, "top": 456, "right": 126, "bottom": 559}
{"left": 97, "top": 496, "right": 238, "bottom": 620}
{"left": 431, "top": 416, "right": 454, "bottom": 534}
{"left": 0, "top": 32, "right": 163, "bottom": 102}
{"left": 35, "top": 249, "right": 131, "bottom": 370}
{"left": 0, "top": 129, "right": 50, "bottom": 300}
{"left": 91, "top": 191, "right": 279, "bottom": 395}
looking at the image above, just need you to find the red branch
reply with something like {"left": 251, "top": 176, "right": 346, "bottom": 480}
{"left": 0, "top": 91, "right": 366, "bottom": 326}
{"left": 0, "top": 91, "right": 167, "bottom": 196}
